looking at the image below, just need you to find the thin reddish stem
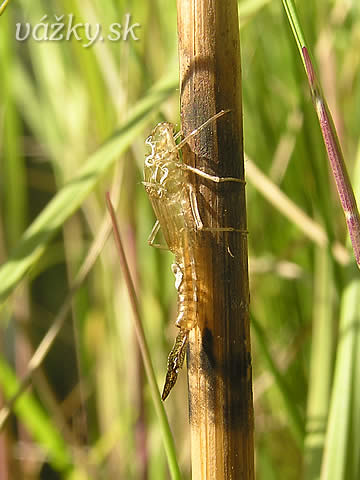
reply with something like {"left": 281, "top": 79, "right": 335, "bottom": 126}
{"left": 302, "top": 46, "right": 360, "bottom": 268}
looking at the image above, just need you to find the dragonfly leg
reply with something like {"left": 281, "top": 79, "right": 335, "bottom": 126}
{"left": 183, "top": 164, "right": 245, "bottom": 185}
{"left": 148, "top": 220, "right": 169, "bottom": 250}
{"left": 172, "top": 110, "right": 230, "bottom": 152}
{"left": 188, "top": 184, "right": 204, "bottom": 230}
{"left": 188, "top": 184, "right": 248, "bottom": 234}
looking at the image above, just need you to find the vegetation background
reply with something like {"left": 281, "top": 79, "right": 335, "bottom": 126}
{"left": 0, "top": 0, "right": 359, "bottom": 479}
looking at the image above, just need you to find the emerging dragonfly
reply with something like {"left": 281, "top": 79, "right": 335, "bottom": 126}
{"left": 143, "top": 111, "right": 246, "bottom": 400}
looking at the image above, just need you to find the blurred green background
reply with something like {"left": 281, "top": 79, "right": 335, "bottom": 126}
{"left": 0, "top": 0, "right": 360, "bottom": 479}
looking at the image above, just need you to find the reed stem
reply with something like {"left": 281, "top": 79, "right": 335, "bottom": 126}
{"left": 176, "top": 1, "right": 254, "bottom": 478}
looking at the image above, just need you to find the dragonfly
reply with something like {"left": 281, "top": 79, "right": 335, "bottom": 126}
{"left": 143, "top": 111, "right": 246, "bottom": 400}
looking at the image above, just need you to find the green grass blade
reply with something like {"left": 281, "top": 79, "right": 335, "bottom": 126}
{"left": 0, "top": 0, "right": 10, "bottom": 16}
{"left": 320, "top": 144, "right": 360, "bottom": 480}
{"left": 0, "top": 73, "right": 177, "bottom": 306}
{"left": 0, "top": 9, "right": 26, "bottom": 248}
{"left": 0, "top": 356, "right": 74, "bottom": 473}
{"left": 106, "top": 194, "right": 181, "bottom": 480}
{"left": 252, "top": 315, "right": 305, "bottom": 446}
{"left": 304, "top": 248, "right": 333, "bottom": 479}
{"left": 320, "top": 276, "right": 360, "bottom": 480}
{"left": 281, "top": 0, "right": 306, "bottom": 61}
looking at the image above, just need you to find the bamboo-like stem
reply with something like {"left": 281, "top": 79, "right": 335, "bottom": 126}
{"left": 176, "top": 1, "right": 254, "bottom": 478}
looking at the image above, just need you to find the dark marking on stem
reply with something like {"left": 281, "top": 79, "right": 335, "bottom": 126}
{"left": 201, "top": 327, "right": 217, "bottom": 370}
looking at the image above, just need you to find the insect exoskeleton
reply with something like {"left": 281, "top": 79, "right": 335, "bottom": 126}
{"left": 172, "top": 260, "right": 198, "bottom": 331}
{"left": 144, "top": 122, "right": 183, "bottom": 197}
{"left": 144, "top": 111, "right": 247, "bottom": 401}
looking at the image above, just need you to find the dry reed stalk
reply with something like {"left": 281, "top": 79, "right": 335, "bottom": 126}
{"left": 176, "top": 1, "right": 255, "bottom": 478}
